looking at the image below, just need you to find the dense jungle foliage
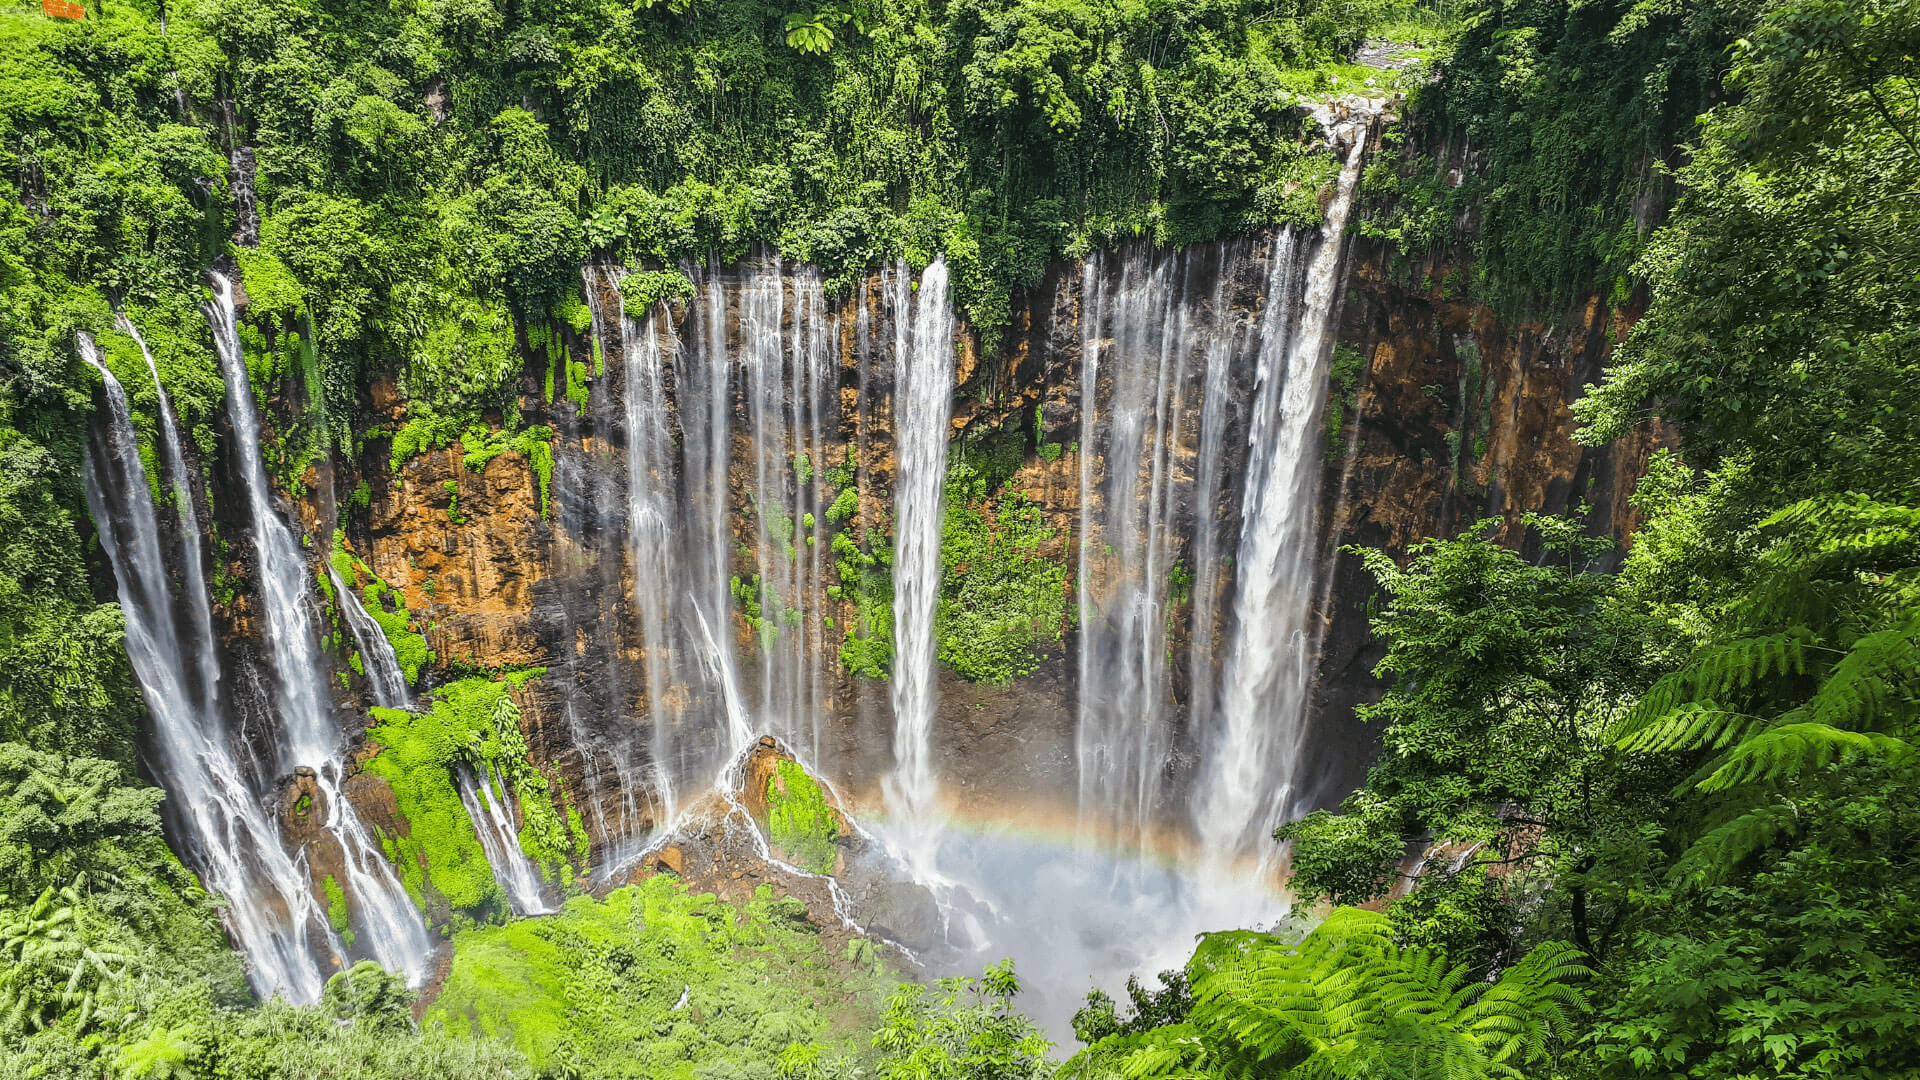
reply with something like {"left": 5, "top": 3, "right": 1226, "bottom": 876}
{"left": 5, "top": 0, "right": 1920, "bottom": 1076}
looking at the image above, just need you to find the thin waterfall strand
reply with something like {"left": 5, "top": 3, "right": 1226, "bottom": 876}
{"left": 457, "top": 763, "right": 553, "bottom": 916}
{"left": 207, "top": 273, "right": 434, "bottom": 984}
{"left": 1198, "top": 139, "right": 1368, "bottom": 873}
{"left": 328, "top": 563, "right": 410, "bottom": 711}
{"left": 80, "top": 334, "right": 332, "bottom": 1003}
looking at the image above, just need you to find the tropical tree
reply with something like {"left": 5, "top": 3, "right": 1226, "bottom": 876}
{"left": 870, "top": 960, "right": 1053, "bottom": 1080}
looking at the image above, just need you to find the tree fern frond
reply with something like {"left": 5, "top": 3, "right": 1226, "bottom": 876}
{"left": 1800, "top": 625, "right": 1920, "bottom": 735}
{"left": 1613, "top": 632, "right": 1814, "bottom": 738}
{"left": 1697, "top": 722, "right": 1914, "bottom": 793}
{"left": 1615, "top": 701, "right": 1762, "bottom": 753}
{"left": 1671, "top": 799, "right": 1805, "bottom": 886}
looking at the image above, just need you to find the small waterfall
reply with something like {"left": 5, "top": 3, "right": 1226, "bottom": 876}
{"left": 552, "top": 267, "right": 658, "bottom": 871}
{"left": 738, "top": 258, "right": 838, "bottom": 765}
{"left": 207, "top": 273, "right": 434, "bottom": 984}
{"left": 328, "top": 563, "right": 410, "bottom": 710}
{"left": 1072, "top": 244, "right": 1266, "bottom": 859}
{"left": 456, "top": 763, "right": 553, "bottom": 916}
{"left": 116, "top": 314, "right": 223, "bottom": 713}
{"left": 885, "top": 258, "right": 955, "bottom": 847}
{"left": 617, "top": 285, "right": 687, "bottom": 838}
{"left": 80, "top": 332, "right": 332, "bottom": 1004}
{"left": 1198, "top": 139, "right": 1369, "bottom": 874}
{"left": 677, "top": 262, "right": 758, "bottom": 763}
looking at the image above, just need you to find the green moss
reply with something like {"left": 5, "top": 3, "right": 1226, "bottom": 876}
{"left": 825, "top": 486, "right": 859, "bottom": 525}
{"left": 350, "top": 480, "right": 372, "bottom": 510}
{"left": 764, "top": 760, "right": 838, "bottom": 875}
{"left": 1324, "top": 343, "right": 1368, "bottom": 455}
{"left": 565, "top": 355, "right": 589, "bottom": 414}
{"left": 323, "top": 875, "right": 350, "bottom": 934}
{"left": 822, "top": 446, "right": 857, "bottom": 491}
{"left": 831, "top": 531, "right": 893, "bottom": 679}
{"left": 363, "top": 671, "right": 549, "bottom": 921}
{"left": 389, "top": 412, "right": 466, "bottom": 475}
{"left": 427, "top": 877, "right": 886, "bottom": 1073}
{"left": 933, "top": 427, "right": 1072, "bottom": 682}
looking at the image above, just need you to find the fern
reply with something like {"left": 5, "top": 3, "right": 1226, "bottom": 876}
{"left": 1613, "top": 701, "right": 1760, "bottom": 754}
{"left": 1613, "top": 632, "right": 1813, "bottom": 740}
{"left": 1800, "top": 623, "right": 1920, "bottom": 733}
{"left": 1696, "top": 723, "right": 1915, "bottom": 793}
{"left": 1667, "top": 799, "right": 1805, "bottom": 886}
{"left": 1610, "top": 495, "right": 1920, "bottom": 879}
{"left": 1107, "top": 909, "right": 1586, "bottom": 1080}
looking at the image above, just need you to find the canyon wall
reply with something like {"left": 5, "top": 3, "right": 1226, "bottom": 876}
{"left": 220, "top": 234, "right": 1663, "bottom": 876}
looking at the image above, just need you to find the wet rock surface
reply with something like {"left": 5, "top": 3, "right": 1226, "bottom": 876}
{"left": 241, "top": 232, "right": 1661, "bottom": 882}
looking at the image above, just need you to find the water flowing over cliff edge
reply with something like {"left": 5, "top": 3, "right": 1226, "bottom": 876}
{"left": 80, "top": 105, "right": 1664, "bottom": 1028}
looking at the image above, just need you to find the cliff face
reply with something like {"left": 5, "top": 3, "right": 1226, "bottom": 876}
{"left": 1300, "top": 245, "right": 1672, "bottom": 811}
{"left": 239, "top": 236, "right": 1662, "bottom": 874}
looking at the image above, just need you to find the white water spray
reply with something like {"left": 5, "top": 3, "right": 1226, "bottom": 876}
{"left": 81, "top": 332, "right": 333, "bottom": 1003}
{"left": 207, "top": 273, "right": 434, "bottom": 984}
{"left": 1198, "top": 138, "right": 1368, "bottom": 876}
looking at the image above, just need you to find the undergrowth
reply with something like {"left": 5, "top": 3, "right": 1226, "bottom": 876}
{"left": 764, "top": 760, "right": 839, "bottom": 875}
{"left": 427, "top": 877, "right": 892, "bottom": 1077}
{"left": 363, "top": 671, "right": 582, "bottom": 923}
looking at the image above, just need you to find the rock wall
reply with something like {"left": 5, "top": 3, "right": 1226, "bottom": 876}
{"left": 241, "top": 237, "right": 1662, "bottom": 872}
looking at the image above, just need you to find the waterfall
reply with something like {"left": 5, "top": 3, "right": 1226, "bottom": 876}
{"left": 617, "top": 284, "right": 686, "bottom": 838}
{"left": 1072, "top": 244, "right": 1260, "bottom": 858}
{"left": 884, "top": 257, "right": 954, "bottom": 843}
{"left": 328, "top": 564, "right": 410, "bottom": 710}
{"left": 1198, "top": 139, "right": 1368, "bottom": 874}
{"left": 116, "top": 314, "right": 223, "bottom": 713}
{"left": 80, "top": 332, "right": 332, "bottom": 1004}
{"left": 206, "top": 273, "right": 434, "bottom": 984}
{"left": 676, "top": 262, "right": 758, "bottom": 763}
{"left": 456, "top": 763, "right": 553, "bottom": 916}
{"left": 739, "top": 258, "right": 838, "bottom": 766}
{"left": 550, "top": 267, "right": 659, "bottom": 872}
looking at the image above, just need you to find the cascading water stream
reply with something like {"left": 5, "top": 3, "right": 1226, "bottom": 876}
{"left": 117, "top": 315, "right": 223, "bottom": 711}
{"left": 207, "top": 272, "right": 434, "bottom": 984}
{"left": 1072, "top": 245, "right": 1258, "bottom": 862}
{"left": 80, "top": 332, "right": 333, "bottom": 1004}
{"left": 327, "top": 564, "right": 410, "bottom": 711}
{"left": 741, "top": 260, "right": 838, "bottom": 769}
{"left": 883, "top": 257, "right": 954, "bottom": 862}
{"left": 456, "top": 763, "right": 553, "bottom": 916}
{"left": 1197, "top": 137, "right": 1369, "bottom": 877}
